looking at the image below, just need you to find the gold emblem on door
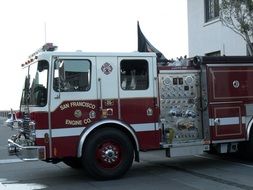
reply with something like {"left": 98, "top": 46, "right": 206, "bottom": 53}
{"left": 147, "top": 107, "right": 153, "bottom": 116}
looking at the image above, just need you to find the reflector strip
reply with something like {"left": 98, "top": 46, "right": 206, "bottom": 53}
{"left": 35, "top": 123, "right": 158, "bottom": 138}
{"left": 209, "top": 116, "right": 246, "bottom": 126}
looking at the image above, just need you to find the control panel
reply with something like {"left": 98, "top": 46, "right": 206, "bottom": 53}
{"left": 159, "top": 70, "right": 202, "bottom": 144}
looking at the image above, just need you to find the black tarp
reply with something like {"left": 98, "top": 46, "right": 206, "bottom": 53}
{"left": 137, "top": 22, "right": 168, "bottom": 63}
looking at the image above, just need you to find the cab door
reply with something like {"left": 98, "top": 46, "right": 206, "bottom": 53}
{"left": 49, "top": 56, "right": 98, "bottom": 158}
{"left": 118, "top": 56, "right": 160, "bottom": 149}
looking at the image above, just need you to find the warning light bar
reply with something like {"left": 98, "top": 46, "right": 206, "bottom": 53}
{"left": 22, "top": 43, "right": 57, "bottom": 67}
{"left": 28, "top": 43, "right": 57, "bottom": 58}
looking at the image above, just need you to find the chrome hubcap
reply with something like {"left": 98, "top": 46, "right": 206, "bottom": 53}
{"left": 101, "top": 146, "right": 119, "bottom": 163}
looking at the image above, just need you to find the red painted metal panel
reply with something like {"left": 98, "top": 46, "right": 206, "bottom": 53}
{"left": 136, "top": 131, "right": 161, "bottom": 150}
{"left": 51, "top": 100, "right": 100, "bottom": 129}
{"left": 32, "top": 97, "right": 160, "bottom": 158}
{"left": 35, "top": 138, "right": 50, "bottom": 158}
{"left": 209, "top": 103, "right": 246, "bottom": 141}
{"left": 46, "top": 131, "right": 161, "bottom": 158}
{"left": 206, "top": 65, "right": 252, "bottom": 142}
{"left": 51, "top": 137, "right": 79, "bottom": 158}
{"left": 30, "top": 112, "right": 48, "bottom": 130}
{"left": 120, "top": 98, "right": 159, "bottom": 123}
{"left": 207, "top": 66, "right": 253, "bottom": 102}
{"left": 32, "top": 98, "right": 158, "bottom": 130}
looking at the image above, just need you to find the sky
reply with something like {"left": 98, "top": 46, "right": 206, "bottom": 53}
{"left": 0, "top": 0, "right": 188, "bottom": 110}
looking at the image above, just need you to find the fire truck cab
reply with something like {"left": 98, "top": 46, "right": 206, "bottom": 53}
{"left": 8, "top": 43, "right": 253, "bottom": 179}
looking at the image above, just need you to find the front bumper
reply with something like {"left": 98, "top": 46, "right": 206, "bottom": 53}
{"left": 8, "top": 139, "right": 46, "bottom": 161}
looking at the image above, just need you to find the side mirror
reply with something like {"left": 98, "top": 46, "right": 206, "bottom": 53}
{"left": 54, "top": 59, "right": 65, "bottom": 99}
{"left": 5, "top": 110, "right": 16, "bottom": 129}
{"left": 58, "top": 60, "right": 66, "bottom": 82}
{"left": 59, "top": 60, "right": 64, "bottom": 68}
{"left": 6, "top": 120, "right": 14, "bottom": 128}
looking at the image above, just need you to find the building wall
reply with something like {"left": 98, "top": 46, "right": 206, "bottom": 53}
{"left": 0, "top": 111, "right": 11, "bottom": 118}
{"left": 187, "top": 0, "right": 247, "bottom": 57}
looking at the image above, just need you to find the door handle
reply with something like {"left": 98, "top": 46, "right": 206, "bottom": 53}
{"left": 214, "top": 118, "right": 220, "bottom": 126}
{"left": 98, "top": 78, "right": 103, "bottom": 111}
{"left": 54, "top": 94, "right": 60, "bottom": 99}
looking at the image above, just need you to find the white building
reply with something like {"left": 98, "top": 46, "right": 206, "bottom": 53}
{"left": 187, "top": 0, "right": 248, "bottom": 57}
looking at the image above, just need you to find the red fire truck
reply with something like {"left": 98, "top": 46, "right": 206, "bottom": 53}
{"left": 8, "top": 43, "right": 253, "bottom": 179}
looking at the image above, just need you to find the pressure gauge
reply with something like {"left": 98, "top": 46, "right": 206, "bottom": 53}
{"left": 163, "top": 77, "right": 171, "bottom": 86}
{"left": 185, "top": 76, "right": 193, "bottom": 85}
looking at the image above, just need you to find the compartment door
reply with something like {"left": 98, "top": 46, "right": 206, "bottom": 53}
{"left": 209, "top": 103, "right": 246, "bottom": 141}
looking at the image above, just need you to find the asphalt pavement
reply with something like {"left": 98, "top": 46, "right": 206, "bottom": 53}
{"left": 0, "top": 117, "right": 16, "bottom": 160}
{"left": 0, "top": 117, "right": 253, "bottom": 190}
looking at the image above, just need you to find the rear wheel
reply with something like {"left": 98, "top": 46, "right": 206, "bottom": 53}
{"left": 246, "top": 130, "right": 253, "bottom": 159}
{"left": 82, "top": 128, "right": 134, "bottom": 180}
{"left": 239, "top": 129, "right": 253, "bottom": 159}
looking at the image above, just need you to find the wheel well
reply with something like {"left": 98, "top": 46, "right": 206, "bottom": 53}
{"left": 247, "top": 118, "right": 253, "bottom": 140}
{"left": 79, "top": 122, "right": 140, "bottom": 162}
{"left": 249, "top": 124, "right": 253, "bottom": 140}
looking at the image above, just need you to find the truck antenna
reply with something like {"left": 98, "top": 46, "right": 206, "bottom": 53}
{"left": 44, "top": 22, "right": 47, "bottom": 43}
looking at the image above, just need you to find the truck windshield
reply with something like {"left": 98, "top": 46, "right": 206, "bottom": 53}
{"left": 21, "top": 60, "right": 49, "bottom": 107}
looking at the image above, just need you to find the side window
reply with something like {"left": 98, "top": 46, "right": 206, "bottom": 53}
{"left": 205, "top": 0, "right": 219, "bottom": 22}
{"left": 54, "top": 59, "right": 91, "bottom": 92}
{"left": 120, "top": 59, "right": 149, "bottom": 90}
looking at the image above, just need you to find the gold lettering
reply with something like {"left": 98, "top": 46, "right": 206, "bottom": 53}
{"left": 60, "top": 103, "right": 70, "bottom": 111}
{"left": 65, "top": 119, "right": 82, "bottom": 126}
{"left": 83, "top": 118, "right": 92, "bottom": 125}
{"left": 70, "top": 102, "right": 77, "bottom": 107}
{"left": 69, "top": 101, "right": 96, "bottom": 109}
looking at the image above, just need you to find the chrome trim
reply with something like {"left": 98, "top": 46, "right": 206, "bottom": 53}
{"left": 98, "top": 78, "right": 103, "bottom": 110}
{"left": 77, "top": 119, "right": 139, "bottom": 158}
{"left": 209, "top": 116, "right": 246, "bottom": 127}
{"left": 48, "top": 56, "right": 55, "bottom": 158}
{"left": 212, "top": 138, "right": 246, "bottom": 144}
{"left": 207, "top": 63, "right": 253, "bottom": 67}
{"left": 214, "top": 118, "right": 220, "bottom": 126}
{"left": 159, "top": 70, "right": 200, "bottom": 74}
{"left": 247, "top": 118, "right": 253, "bottom": 140}
{"left": 117, "top": 61, "right": 121, "bottom": 119}
{"left": 166, "top": 144, "right": 209, "bottom": 157}
{"left": 161, "top": 140, "right": 206, "bottom": 148}
{"left": 154, "top": 77, "right": 159, "bottom": 108}
{"left": 200, "top": 64, "right": 210, "bottom": 141}
{"left": 209, "top": 101, "right": 243, "bottom": 105}
{"left": 35, "top": 123, "right": 158, "bottom": 138}
{"left": 8, "top": 139, "right": 46, "bottom": 161}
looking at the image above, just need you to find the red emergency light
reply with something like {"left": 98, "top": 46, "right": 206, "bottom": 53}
{"left": 21, "top": 43, "right": 57, "bottom": 67}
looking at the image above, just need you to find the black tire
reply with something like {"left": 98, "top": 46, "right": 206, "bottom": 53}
{"left": 82, "top": 128, "right": 134, "bottom": 180}
{"left": 63, "top": 157, "right": 83, "bottom": 169}
{"left": 247, "top": 130, "right": 253, "bottom": 159}
{"left": 239, "top": 130, "right": 253, "bottom": 159}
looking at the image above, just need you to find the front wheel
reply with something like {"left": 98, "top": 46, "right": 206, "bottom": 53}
{"left": 82, "top": 128, "right": 134, "bottom": 180}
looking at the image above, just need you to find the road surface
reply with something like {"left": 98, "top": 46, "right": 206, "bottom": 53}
{"left": 0, "top": 117, "right": 253, "bottom": 190}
